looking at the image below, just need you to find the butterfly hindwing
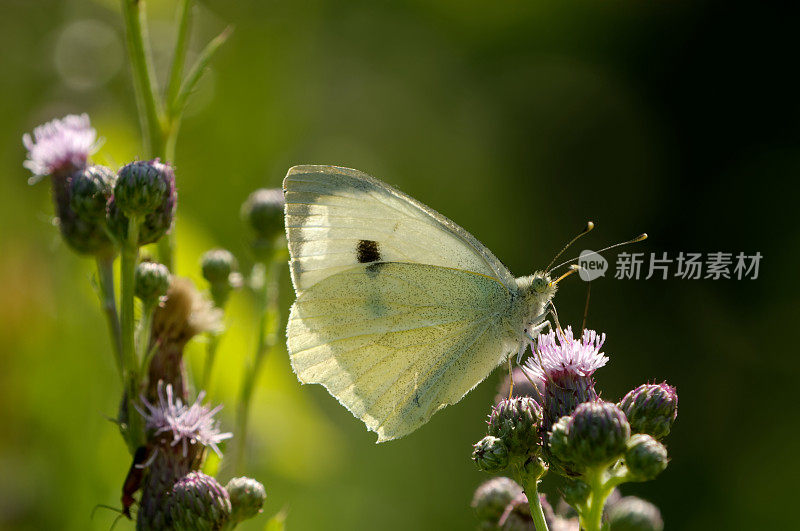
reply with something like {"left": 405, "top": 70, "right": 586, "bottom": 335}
{"left": 287, "top": 262, "right": 519, "bottom": 441}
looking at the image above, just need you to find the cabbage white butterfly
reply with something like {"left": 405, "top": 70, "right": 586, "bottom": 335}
{"left": 284, "top": 165, "right": 564, "bottom": 442}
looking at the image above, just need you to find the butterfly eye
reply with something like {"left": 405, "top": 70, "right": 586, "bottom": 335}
{"left": 532, "top": 277, "right": 548, "bottom": 293}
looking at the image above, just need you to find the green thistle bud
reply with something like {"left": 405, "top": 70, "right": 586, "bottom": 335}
{"left": 201, "top": 249, "right": 236, "bottom": 284}
{"left": 607, "top": 496, "right": 664, "bottom": 531}
{"left": 548, "top": 415, "right": 573, "bottom": 463}
{"left": 625, "top": 434, "right": 668, "bottom": 481}
{"left": 135, "top": 261, "right": 170, "bottom": 304}
{"left": 618, "top": 383, "right": 678, "bottom": 440}
{"left": 114, "top": 160, "right": 171, "bottom": 217}
{"left": 472, "top": 435, "right": 509, "bottom": 473}
{"left": 226, "top": 476, "right": 267, "bottom": 524}
{"left": 242, "top": 188, "right": 284, "bottom": 238}
{"left": 470, "top": 477, "right": 523, "bottom": 524}
{"left": 558, "top": 401, "right": 630, "bottom": 469}
{"left": 166, "top": 472, "right": 232, "bottom": 531}
{"left": 108, "top": 160, "right": 176, "bottom": 245}
{"left": 69, "top": 165, "right": 115, "bottom": 221}
{"left": 487, "top": 397, "right": 542, "bottom": 457}
{"left": 201, "top": 249, "right": 238, "bottom": 307}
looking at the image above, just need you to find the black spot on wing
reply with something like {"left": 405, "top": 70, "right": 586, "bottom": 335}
{"left": 357, "top": 239, "right": 381, "bottom": 263}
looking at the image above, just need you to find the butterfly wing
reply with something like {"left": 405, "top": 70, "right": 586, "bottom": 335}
{"left": 284, "top": 165, "right": 522, "bottom": 441}
{"left": 287, "top": 262, "right": 520, "bottom": 442}
{"left": 284, "top": 165, "right": 517, "bottom": 292}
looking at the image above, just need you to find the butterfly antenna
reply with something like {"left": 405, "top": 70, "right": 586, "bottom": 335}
{"left": 550, "top": 233, "right": 648, "bottom": 273}
{"left": 545, "top": 221, "right": 595, "bottom": 273}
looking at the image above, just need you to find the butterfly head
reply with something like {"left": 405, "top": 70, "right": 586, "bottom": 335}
{"left": 516, "top": 271, "right": 557, "bottom": 307}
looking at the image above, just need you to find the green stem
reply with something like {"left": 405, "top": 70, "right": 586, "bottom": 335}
{"left": 231, "top": 253, "right": 283, "bottom": 474}
{"left": 120, "top": 217, "right": 142, "bottom": 452}
{"left": 579, "top": 467, "right": 624, "bottom": 531}
{"left": 201, "top": 333, "right": 221, "bottom": 390}
{"left": 166, "top": 0, "right": 193, "bottom": 109}
{"left": 136, "top": 301, "right": 156, "bottom": 374}
{"left": 520, "top": 473, "right": 549, "bottom": 531}
{"left": 95, "top": 255, "right": 123, "bottom": 380}
{"left": 120, "top": 0, "right": 163, "bottom": 156}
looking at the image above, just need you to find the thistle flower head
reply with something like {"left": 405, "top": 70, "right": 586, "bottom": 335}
{"left": 22, "top": 113, "right": 100, "bottom": 183}
{"left": 524, "top": 327, "right": 608, "bottom": 429}
{"left": 152, "top": 277, "right": 223, "bottom": 344}
{"left": 524, "top": 327, "right": 607, "bottom": 384}
{"left": 138, "top": 383, "right": 232, "bottom": 459}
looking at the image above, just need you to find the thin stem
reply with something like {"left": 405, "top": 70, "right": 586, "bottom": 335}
{"left": 201, "top": 333, "right": 221, "bottom": 390}
{"left": 136, "top": 302, "right": 156, "bottom": 374}
{"left": 520, "top": 473, "right": 549, "bottom": 531}
{"left": 231, "top": 251, "right": 283, "bottom": 474}
{"left": 95, "top": 255, "right": 123, "bottom": 380}
{"left": 120, "top": 217, "right": 142, "bottom": 452}
{"left": 166, "top": 0, "right": 193, "bottom": 109}
{"left": 120, "top": 0, "right": 163, "bottom": 156}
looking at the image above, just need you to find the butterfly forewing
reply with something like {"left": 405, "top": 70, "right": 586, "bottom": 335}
{"left": 284, "top": 165, "right": 517, "bottom": 292}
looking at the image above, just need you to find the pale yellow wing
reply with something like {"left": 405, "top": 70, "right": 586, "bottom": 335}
{"left": 284, "top": 165, "right": 517, "bottom": 293}
{"left": 287, "top": 262, "right": 520, "bottom": 442}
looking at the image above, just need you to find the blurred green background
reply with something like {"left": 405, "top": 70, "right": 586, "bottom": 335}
{"left": 1, "top": 0, "right": 797, "bottom": 529}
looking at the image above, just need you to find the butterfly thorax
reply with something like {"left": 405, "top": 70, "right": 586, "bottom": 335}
{"left": 512, "top": 272, "right": 557, "bottom": 337}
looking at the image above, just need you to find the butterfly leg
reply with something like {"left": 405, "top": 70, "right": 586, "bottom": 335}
{"left": 547, "top": 300, "right": 564, "bottom": 336}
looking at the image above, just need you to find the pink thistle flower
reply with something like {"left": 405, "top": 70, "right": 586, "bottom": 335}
{"left": 137, "top": 383, "right": 232, "bottom": 459}
{"left": 523, "top": 327, "right": 608, "bottom": 385}
{"left": 523, "top": 326, "right": 609, "bottom": 430}
{"left": 22, "top": 113, "right": 100, "bottom": 183}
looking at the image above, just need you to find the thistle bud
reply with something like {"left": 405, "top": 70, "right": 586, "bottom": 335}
{"left": 108, "top": 160, "right": 176, "bottom": 245}
{"left": 470, "top": 477, "right": 523, "bottom": 524}
{"left": 243, "top": 188, "right": 284, "bottom": 237}
{"left": 114, "top": 160, "right": 171, "bottom": 217}
{"left": 624, "top": 434, "right": 668, "bottom": 481}
{"left": 201, "top": 249, "right": 238, "bottom": 307}
{"left": 556, "top": 401, "right": 630, "bottom": 470}
{"left": 618, "top": 383, "right": 678, "bottom": 440}
{"left": 135, "top": 261, "right": 170, "bottom": 305}
{"left": 242, "top": 188, "right": 284, "bottom": 260}
{"left": 606, "top": 496, "right": 664, "bottom": 531}
{"left": 166, "top": 472, "right": 232, "bottom": 531}
{"left": 69, "top": 165, "right": 115, "bottom": 221}
{"left": 226, "top": 476, "right": 267, "bottom": 524}
{"left": 487, "top": 397, "right": 542, "bottom": 457}
{"left": 548, "top": 415, "right": 574, "bottom": 464}
{"left": 472, "top": 435, "right": 509, "bottom": 473}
